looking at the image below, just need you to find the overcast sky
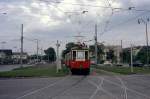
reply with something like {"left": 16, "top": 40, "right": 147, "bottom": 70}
{"left": 0, "top": 0, "right": 150, "bottom": 54}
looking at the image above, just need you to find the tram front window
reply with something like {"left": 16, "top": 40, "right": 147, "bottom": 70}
{"left": 76, "top": 51, "right": 85, "bottom": 61}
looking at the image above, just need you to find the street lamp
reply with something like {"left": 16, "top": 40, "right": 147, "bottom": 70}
{"left": 138, "top": 18, "right": 150, "bottom": 65}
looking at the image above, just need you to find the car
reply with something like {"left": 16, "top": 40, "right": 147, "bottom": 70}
{"left": 116, "top": 64, "right": 123, "bottom": 66}
{"left": 129, "top": 61, "right": 144, "bottom": 67}
{"left": 103, "top": 61, "right": 112, "bottom": 66}
{"left": 90, "top": 60, "right": 96, "bottom": 65}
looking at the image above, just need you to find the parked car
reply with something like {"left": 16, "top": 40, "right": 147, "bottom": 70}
{"left": 103, "top": 61, "right": 112, "bottom": 66}
{"left": 116, "top": 64, "right": 123, "bottom": 67}
{"left": 90, "top": 60, "right": 96, "bottom": 65}
{"left": 129, "top": 61, "right": 144, "bottom": 67}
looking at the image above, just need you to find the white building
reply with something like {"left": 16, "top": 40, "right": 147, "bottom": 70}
{"left": 103, "top": 45, "right": 122, "bottom": 64}
{"left": 12, "top": 52, "right": 28, "bottom": 60}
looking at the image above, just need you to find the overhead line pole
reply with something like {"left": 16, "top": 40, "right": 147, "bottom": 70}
{"left": 56, "top": 40, "right": 61, "bottom": 73}
{"left": 146, "top": 23, "right": 149, "bottom": 65}
{"left": 36, "top": 39, "right": 39, "bottom": 63}
{"left": 130, "top": 44, "right": 133, "bottom": 73}
{"left": 121, "top": 40, "right": 123, "bottom": 63}
{"left": 20, "top": 24, "right": 23, "bottom": 68}
{"left": 95, "top": 24, "right": 98, "bottom": 65}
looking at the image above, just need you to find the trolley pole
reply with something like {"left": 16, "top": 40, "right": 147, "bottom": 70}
{"left": 20, "top": 24, "right": 23, "bottom": 68}
{"left": 95, "top": 24, "right": 98, "bottom": 65}
{"left": 56, "top": 40, "right": 61, "bottom": 73}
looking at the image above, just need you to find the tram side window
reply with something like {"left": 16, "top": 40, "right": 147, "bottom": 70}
{"left": 85, "top": 51, "right": 88, "bottom": 60}
{"left": 73, "top": 51, "right": 76, "bottom": 60}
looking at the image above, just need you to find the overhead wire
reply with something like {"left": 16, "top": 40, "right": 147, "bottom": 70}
{"left": 100, "top": 0, "right": 115, "bottom": 36}
{"left": 38, "top": 0, "right": 150, "bottom": 41}
{"left": 104, "top": 11, "right": 150, "bottom": 33}
{"left": 39, "top": 0, "right": 150, "bottom": 13}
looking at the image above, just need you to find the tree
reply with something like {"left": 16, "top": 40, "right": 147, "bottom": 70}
{"left": 122, "top": 49, "right": 130, "bottom": 63}
{"left": 62, "top": 42, "right": 78, "bottom": 58}
{"left": 122, "top": 46, "right": 150, "bottom": 64}
{"left": 106, "top": 49, "right": 116, "bottom": 63}
{"left": 134, "top": 46, "right": 150, "bottom": 64}
{"left": 44, "top": 47, "right": 56, "bottom": 62}
{"left": 89, "top": 44, "right": 104, "bottom": 63}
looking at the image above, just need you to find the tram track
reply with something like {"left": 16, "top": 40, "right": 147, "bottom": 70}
{"left": 15, "top": 74, "right": 87, "bottom": 99}
{"left": 15, "top": 76, "right": 70, "bottom": 99}
{"left": 49, "top": 76, "right": 87, "bottom": 99}
{"left": 92, "top": 68, "right": 150, "bottom": 99}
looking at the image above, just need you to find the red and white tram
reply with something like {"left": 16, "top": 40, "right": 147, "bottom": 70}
{"left": 64, "top": 46, "right": 90, "bottom": 75}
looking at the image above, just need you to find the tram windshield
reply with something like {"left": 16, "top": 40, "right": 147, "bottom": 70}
{"left": 76, "top": 51, "right": 85, "bottom": 61}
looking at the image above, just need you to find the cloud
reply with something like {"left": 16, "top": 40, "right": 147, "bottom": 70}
{"left": 0, "top": 0, "right": 150, "bottom": 54}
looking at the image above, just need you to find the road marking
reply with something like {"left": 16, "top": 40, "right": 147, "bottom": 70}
{"left": 104, "top": 78, "right": 150, "bottom": 99}
{"left": 88, "top": 77, "right": 103, "bottom": 99}
{"left": 99, "top": 69, "right": 149, "bottom": 99}
{"left": 97, "top": 69, "right": 150, "bottom": 99}
{"left": 101, "top": 69, "right": 150, "bottom": 98}
{"left": 16, "top": 76, "right": 69, "bottom": 99}
{"left": 49, "top": 76, "right": 86, "bottom": 99}
{"left": 112, "top": 75, "right": 128, "bottom": 99}
{"left": 88, "top": 80, "right": 101, "bottom": 99}
{"left": 88, "top": 77, "right": 118, "bottom": 99}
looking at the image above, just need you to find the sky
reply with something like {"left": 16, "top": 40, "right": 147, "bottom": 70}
{"left": 0, "top": 0, "right": 150, "bottom": 54}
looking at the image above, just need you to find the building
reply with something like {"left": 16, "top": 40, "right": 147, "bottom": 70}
{"left": 12, "top": 52, "right": 28, "bottom": 64}
{"left": 0, "top": 49, "right": 13, "bottom": 64}
{"left": 103, "top": 45, "right": 122, "bottom": 64}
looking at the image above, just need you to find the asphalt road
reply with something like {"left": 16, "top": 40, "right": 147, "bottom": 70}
{"left": 0, "top": 74, "right": 150, "bottom": 99}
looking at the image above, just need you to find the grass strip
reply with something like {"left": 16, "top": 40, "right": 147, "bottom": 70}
{"left": 95, "top": 66, "right": 150, "bottom": 75}
{"left": 0, "top": 65, "right": 69, "bottom": 78}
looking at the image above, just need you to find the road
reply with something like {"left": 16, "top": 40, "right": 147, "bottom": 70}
{"left": 0, "top": 64, "right": 34, "bottom": 72}
{"left": 0, "top": 73, "right": 150, "bottom": 99}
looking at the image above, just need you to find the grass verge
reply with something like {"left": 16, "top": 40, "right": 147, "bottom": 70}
{"left": 95, "top": 66, "right": 150, "bottom": 75}
{"left": 0, "top": 65, "right": 69, "bottom": 78}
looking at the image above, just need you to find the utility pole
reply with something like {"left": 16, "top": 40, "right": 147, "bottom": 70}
{"left": 121, "top": 40, "right": 123, "bottom": 63}
{"left": 146, "top": 23, "right": 149, "bottom": 65}
{"left": 121, "top": 40, "right": 123, "bottom": 49}
{"left": 36, "top": 39, "right": 39, "bottom": 63}
{"left": 130, "top": 44, "right": 133, "bottom": 73}
{"left": 95, "top": 24, "right": 98, "bottom": 65}
{"left": 20, "top": 24, "right": 23, "bottom": 68}
{"left": 138, "top": 18, "right": 149, "bottom": 65}
{"left": 56, "top": 40, "right": 61, "bottom": 73}
{"left": 40, "top": 48, "right": 43, "bottom": 62}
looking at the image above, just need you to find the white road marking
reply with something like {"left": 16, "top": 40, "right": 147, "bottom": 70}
{"left": 104, "top": 78, "right": 150, "bottom": 99}
{"left": 16, "top": 76, "right": 69, "bottom": 99}
{"left": 92, "top": 69, "right": 128, "bottom": 99}
{"left": 88, "top": 77, "right": 118, "bottom": 99}
{"left": 100, "top": 69, "right": 150, "bottom": 98}
{"left": 112, "top": 75, "right": 128, "bottom": 99}
{"left": 88, "top": 80, "right": 102, "bottom": 99}
{"left": 94, "top": 69, "right": 150, "bottom": 99}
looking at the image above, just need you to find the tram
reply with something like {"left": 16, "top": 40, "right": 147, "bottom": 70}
{"left": 64, "top": 44, "right": 90, "bottom": 75}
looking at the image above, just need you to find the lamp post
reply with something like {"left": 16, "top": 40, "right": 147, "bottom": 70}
{"left": 138, "top": 18, "right": 149, "bottom": 65}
